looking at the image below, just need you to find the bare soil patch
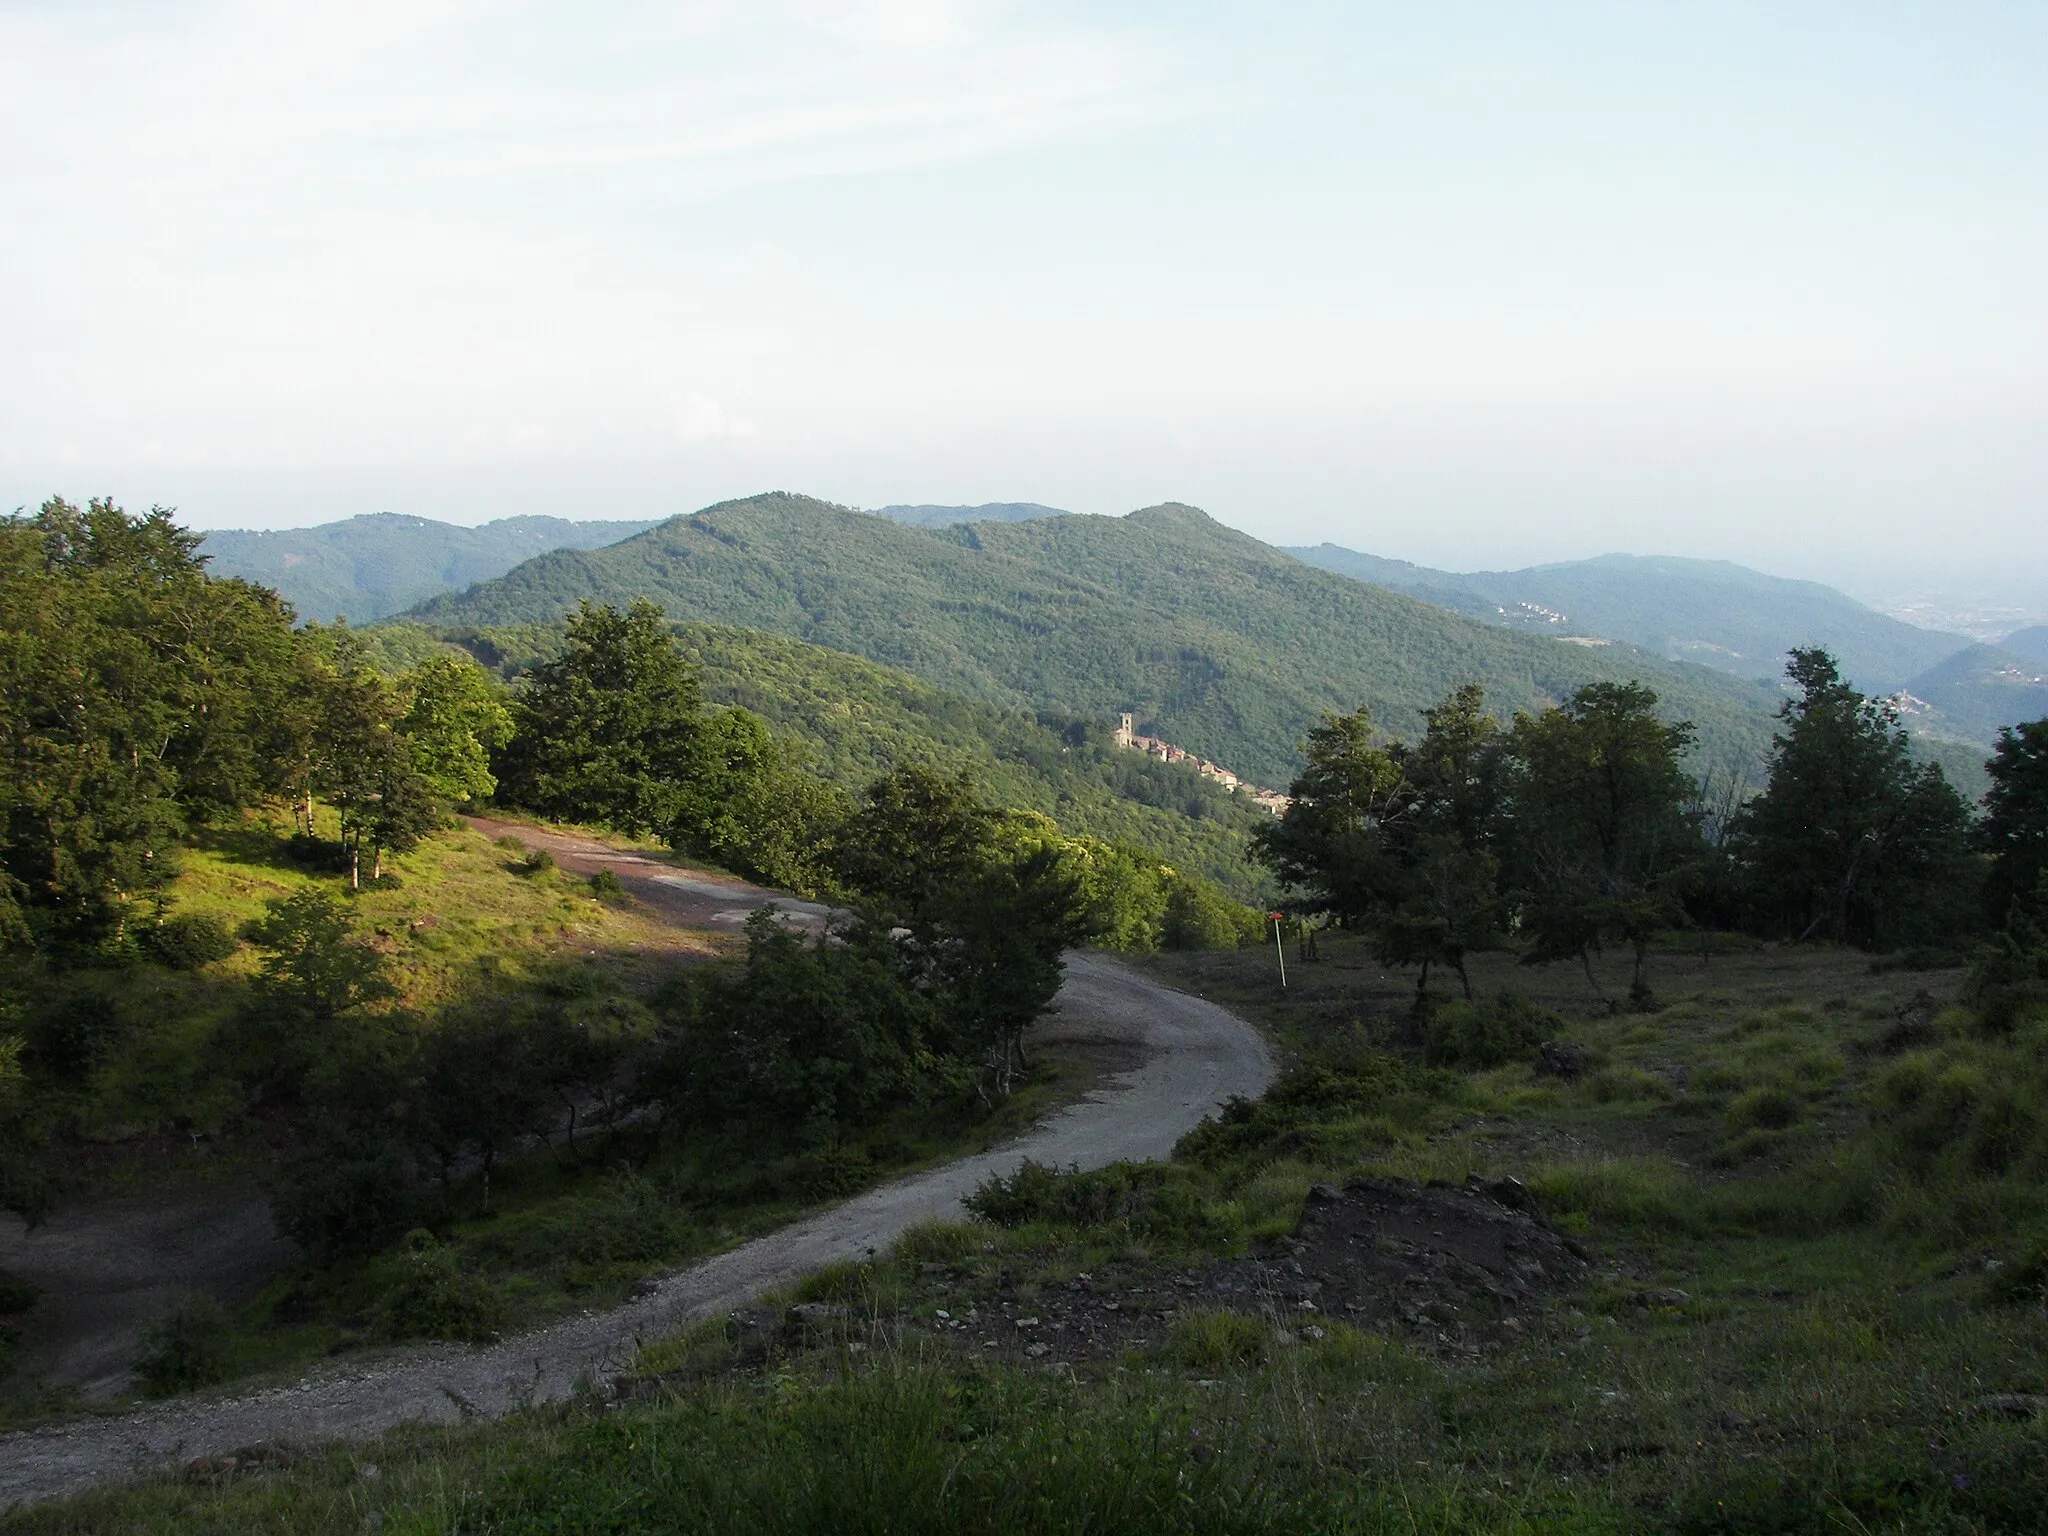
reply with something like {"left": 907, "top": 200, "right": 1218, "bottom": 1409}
{"left": 720, "top": 1176, "right": 1589, "bottom": 1375}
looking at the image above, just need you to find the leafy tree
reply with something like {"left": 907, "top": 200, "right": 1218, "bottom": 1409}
{"left": 314, "top": 646, "right": 439, "bottom": 887}
{"left": 1732, "top": 649, "right": 1975, "bottom": 948}
{"left": 915, "top": 848, "right": 1094, "bottom": 1098}
{"left": 1, "top": 499, "right": 312, "bottom": 943}
{"left": 654, "top": 909, "right": 941, "bottom": 1145}
{"left": 1981, "top": 717, "right": 2048, "bottom": 925}
{"left": 1257, "top": 690, "right": 1508, "bottom": 1000}
{"left": 245, "top": 889, "right": 396, "bottom": 1024}
{"left": 1252, "top": 704, "right": 1407, "bottom": 928}
{"left": 494, "top": 600, "right": 705, "bottom": 834}
{"left": 0, "top": 1027, "right": 58, "bottom": 1227}
{"left": 398, "top": 656, "right": 514, "bottom": 807}
{"left": 1505, "top": 681, "right": 1700, "bottom": 1000}
{"left": 408, "top": 1007, "right": 552, "bottom": 1212}
{"left": 667, "top": 708, "right": 851, "bottom": 893}
{"left": 833, "top": 765, "right": 999, "bottom": 919}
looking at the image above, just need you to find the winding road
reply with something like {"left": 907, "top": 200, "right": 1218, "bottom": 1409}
{"left": 0, "top": 824, "right": 1273, "bottom": 1510}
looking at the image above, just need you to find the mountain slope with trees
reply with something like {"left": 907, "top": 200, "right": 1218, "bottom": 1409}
{"left": 408, "top": 493, "right": 1792, "bottom": 789}
{"left": 200, "top": 513, "right": 657, "bottom": 625}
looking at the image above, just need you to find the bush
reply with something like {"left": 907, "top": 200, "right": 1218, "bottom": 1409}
{"left": 1176, "top": 1056, "right": 1423, "bottom": 1168}
{"left": 374, "top": 1230, "right": 506, "bottom": 1343}
{"left": 1420, "top": 991, "right": 1555, "bottom": 1069}
{"left": 519, "top": 850, "right": 557, "bottom": 876}
{"left": 271, "top": 1132, "right": 417, "bottom": 1265}
{"left": 1160, "top": 878, "right": 1260, "bottom": 951}
{"left": 140, "top": 911, "right": 238, "bottom": 970}
{"left": 965, "top": 1161, "right": 1237, "bottom": 1248}
{"left": 1731, "top": 1085, "right": 1801, "bottom": 1130}
{"left": 135, "top": 1294, "right": 233, "bottom": 1398}
{"left": 589, "top": 868, "right": 628, "bottom": 904}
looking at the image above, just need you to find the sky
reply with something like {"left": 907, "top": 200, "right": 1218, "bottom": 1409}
{"left": 2, "top": 1, "right": 2044, "bottom": 610}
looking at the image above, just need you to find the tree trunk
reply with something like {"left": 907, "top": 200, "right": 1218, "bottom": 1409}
{"left": 1456, "top": 955, "right": 1473, "bottom": 1001}
{"left": 372, "top": 843, "right": 383, "bottom": 882}
{"left": 1579, "top": 947, "right": 1608, "bottom": 1004}
{"left": 348, "top": 838, "right": 360, "bottom": 891}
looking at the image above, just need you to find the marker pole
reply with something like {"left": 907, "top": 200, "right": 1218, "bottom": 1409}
{"left": 1270, "top": 911, "right": 1287, "bottom": 989}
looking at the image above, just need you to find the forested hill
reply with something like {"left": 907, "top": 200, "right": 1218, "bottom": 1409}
{"left": 406, "top": 492, "right": 1788, "bottom": 787}
{"left": 355, "top": 618, "right": 1272, "bottom": 896}
{"left": 1287, "top": 544, "right": 1968, "bottom": 694}
{"left": 201, "top": 512, "right": 658, "bottom": 624}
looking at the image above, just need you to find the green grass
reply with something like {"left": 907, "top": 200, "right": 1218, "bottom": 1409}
{"left": 11, "top": 934, "right": 2048, "bottom": 1532}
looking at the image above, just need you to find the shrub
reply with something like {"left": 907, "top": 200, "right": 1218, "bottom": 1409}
{"left": 1420, "top": 991, "right": 1555, "bottom": 1070}
{"left": 141, "top": 911, "right": 239, "bottom": 970}
{"left": 1176, "top": 1056, "right": 1423, "bottom": 1168}
{"left": 271, "top": 1132, "right": 417, "bottom": 1265}
{"left": 24, "top": 992, "right": 122, "bottom": 1080}
{"left": 374, "top": 1230, "right": 505, "bottom": 1343}
{"left": 1160, "top": 878, "right": 1261, "bottom": 951}
{"left": 135, "top": 1294, "right": 233, "bottom": 1398}
{"left": 1731, "top": 1085, "right": 1801, "bottom": 1131}
{"left": 589, "top": 868, "right": 628, "bottom": 904}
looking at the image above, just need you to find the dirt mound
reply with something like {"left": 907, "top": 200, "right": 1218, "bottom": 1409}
{"left": 719, "top": 1176, "right": 1591, "bottom": 1375}
{"left": 1209, "top": 1175, "right": 1591, "bottom": 1347}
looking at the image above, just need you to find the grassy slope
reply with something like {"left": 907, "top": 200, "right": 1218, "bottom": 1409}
{"left": 26, "top": 938, "right": 2046, "bottom": 1534}
{"left": 358, "top": 619, "right": 1274, "bottom": 898}
{"left": 408, "top": 493, "right": 1790, "bottom": 788}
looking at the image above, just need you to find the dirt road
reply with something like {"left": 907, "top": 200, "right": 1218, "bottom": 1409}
{"left": 0, "top": 827, "right": 1273, "bottom": 1510}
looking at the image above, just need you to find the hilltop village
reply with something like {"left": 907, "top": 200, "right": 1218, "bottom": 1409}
{"left": 1112, "top": 712, "right": 1292, "bottom": 814}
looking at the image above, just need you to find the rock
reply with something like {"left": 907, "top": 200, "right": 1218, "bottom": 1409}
{"left": 1717, "top": 1410, "right": 1752, "bottom": 1432}
{"left": 784, "top": 1302, "right": 849, "bottom": 1337}
{"left": 1975, "top": 1393, "right": 2048, "bottom": 1420}
{"left": 1466, "top": 1173, "right": 1533, "bottom": 1211}
{"left": 1306, "top": 1183, "right": 1342, "bottom": 1205}
{"left": 1537, "top": 1042, "right": 1586, "bottom": 1080}
{"left": 1024, "top": 1342, "right": 1051, "bottom": 1358}
{"left": 1626, "top": 1288, "right": 1691, "bottom": 1308}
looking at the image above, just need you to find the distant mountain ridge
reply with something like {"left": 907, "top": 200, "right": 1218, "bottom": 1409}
{"left": 2000, "top": 626, "right": 2048, "bottom": 667}
{"left": 869, "top": 503, "right": 1070, "bottom": 527}
{"left": 406, "top": 491, "right": 1797, "bottom": 789}
{"left": 1285, "top": 545, "right": 1969, "bottom": 693}
{"left": 201, "top": 512, "right": 658, "bottom": 624}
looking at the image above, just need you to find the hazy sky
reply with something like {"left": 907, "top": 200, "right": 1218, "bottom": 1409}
{"left": 3, "top": 2, "right": 2043, "bottom": 605}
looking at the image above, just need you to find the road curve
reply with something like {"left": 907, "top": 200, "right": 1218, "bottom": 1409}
{"left": 0, "top": 952, "right": 1272, "bottom": 1509}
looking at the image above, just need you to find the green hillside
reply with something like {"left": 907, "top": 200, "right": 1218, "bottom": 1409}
{"left": 1288, "top": 544, "right": 1970, "bottom": 693}
{"left": 1899, "top": 643, "right": 2048, "bottom": 749}
{"left": 409, "top": 493, "right": 1791, "bottom": 787}
{"left": 202, "top": 512, "right": 657, "bottom": 624}
{"left": 359, "top": 620, "right": 1272, "bottom": 897}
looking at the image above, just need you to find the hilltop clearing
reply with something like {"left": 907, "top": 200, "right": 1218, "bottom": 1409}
{"left": 408, "top": 493, "right": 1789, "bottom": 787}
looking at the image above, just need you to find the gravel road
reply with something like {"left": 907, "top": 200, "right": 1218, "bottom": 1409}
{"left": 0, "top": 940, "right": 1272, "bottom": 1507}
